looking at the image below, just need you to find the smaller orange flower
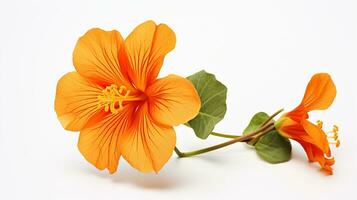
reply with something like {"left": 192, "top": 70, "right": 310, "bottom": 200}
{"left": 275, "top": 73, "right": 339, "bottom": 174}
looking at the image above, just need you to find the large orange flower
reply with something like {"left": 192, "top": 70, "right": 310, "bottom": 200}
{"left": 275, "top": 73, "right": 339, "bottom": 174}
{"left": 55, "top": 21, "right": 201, "bottom": 173}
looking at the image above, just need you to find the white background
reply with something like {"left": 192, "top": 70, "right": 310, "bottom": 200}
{"left": 1, "top": 0, "right": 356, "bottom": 199}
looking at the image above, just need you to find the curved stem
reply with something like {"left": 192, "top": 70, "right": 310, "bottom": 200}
{"left": 175, "top": 122, "right": 274, "bottom": 157}
{"left": 174, "top": 108, "right": 284, "bottom": 157}
{"left": 210, "top": 132, "right": 240, "bottom": 139}
{"left": 174, "top": 147, "right": 184, "bottom": 157}
{"left": 209, "top": 109, "right": 284, "bottom": 139}
{"left": 261, "top": 108, "right": 284, "bottom": 126}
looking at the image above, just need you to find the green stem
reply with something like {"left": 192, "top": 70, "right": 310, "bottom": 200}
{"left": 175, "top": 122, "right": 274, "bottom": 157}
{"left": 209, "top": 108, "right": 284, "bottom": 139}
{"left": 174, "top": 146, "right": 184, "bottom": 157}
{"left": 246, "top": 108, "right": 284, "bottom": 145}
{"left": 261, "top": 108, "right": 284, "bottom": 126}
{"left": 210, "top": 132, "right": 240, "bottom": 139}
{"left": 174, "top": 108, "right": 284, "bottom": 157}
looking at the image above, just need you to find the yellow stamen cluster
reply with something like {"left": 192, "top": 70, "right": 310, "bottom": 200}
{"left": 317, "top": 120, "right": 340, "bottom": 148}
{"left": 327, "top": 125, "right": 340, "bottom": 148}
{"left": 98, "top": 84, "right": 130, "bottom": 114}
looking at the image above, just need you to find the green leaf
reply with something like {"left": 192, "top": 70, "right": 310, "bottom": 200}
{"left": 255, "top": 131, "right": 292, "bottom": 164}
{"left": 243, "top": 112, "right": 270, "bottom": 135}
{"left": 186, "top": 70, "right": 227, "bottom": 139}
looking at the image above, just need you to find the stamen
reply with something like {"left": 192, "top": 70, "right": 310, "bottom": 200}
{"left": 316, "top": 120, "right": 323, "bottom": 129}
{"left": 328, "top": 134, "right": 338, "bottom": 140}
{"left": 97, "top": 84, "right": 132, "bottom": 114}
{"left": 329, "top": 140, "right": 340, "bottom": 148}
{"left": 325, "top": 124, "right": 340, "bottom": 148}
{"left": 333, "top": 125, "right": 339, "bottom": 132}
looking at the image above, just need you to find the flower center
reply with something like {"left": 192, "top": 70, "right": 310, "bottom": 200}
{"left": 97, "top": 84, "right": 144, "bottom": 114}
{"left": 317, "top": 120, "right": 340, "bottom": 148}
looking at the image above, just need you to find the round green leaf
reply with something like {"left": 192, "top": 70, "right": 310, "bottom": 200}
{"left": 255, "top": 131, "right": 292, "bottom": 164}
{"left": 243, "top": 112, "right": 270, "bottom": 135}
{"left": 186, "top": 70, "right": 227, "bottom": 139}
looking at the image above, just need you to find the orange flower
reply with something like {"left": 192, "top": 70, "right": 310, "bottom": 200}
{"left": 275, "top": 73, "right": 339, "bottom": 174}
{"left": 55, "top": 21, "right": 201, "bottom": 173}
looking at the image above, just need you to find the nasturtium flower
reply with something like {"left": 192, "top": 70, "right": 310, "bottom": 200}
{"left": 55, "top": 21, "right": 201, "bottom": 173}
{"left": 275, "top": 73, "right": 339, "bottom": 174}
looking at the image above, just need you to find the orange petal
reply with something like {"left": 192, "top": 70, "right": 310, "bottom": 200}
{"left": 125, "top": 20, "right": 176, "bottom": 90}
{"left": 120, "top": 103, "right": 176, "bottom": 172}
{"left": 279, "top": 118, "right": 330, "bottom": 156}
{"left": 278, "top": 117, "right": 314, "bottom": 144}
{"left": 55, "top": 72, "right": 103, "bottom": 131}
{"left": 73, "top": 28, "right": 131, "bottom": 88}
{"left": 302, "top": 119, "right": 331, "bottom": 156}
{"left": 146, "top": 75, "right": 201, "bottom": 126}
{"left": 300, "top": 73, "right": 336, "bottom": 111}
{"left": 78, "top": 104, "right": 134, "bottom": 173}
{"left": 298, "top": 140, "right": 334, "bottom": 174}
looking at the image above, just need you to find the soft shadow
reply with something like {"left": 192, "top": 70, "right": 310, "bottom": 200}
{"left": 291, "top": 150, "right": 330, "bottom": 175}
{"left": 190, "top": 154, "right": 230, "bottom": 163}
{"left": 175, "top": 147, "right": 253, "bottom": 166}
{"left": 83, "top": 161, "right": 186, "bottom": 189}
